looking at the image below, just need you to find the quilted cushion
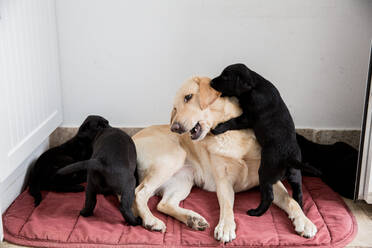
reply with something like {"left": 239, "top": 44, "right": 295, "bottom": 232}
{"left": 3, "top": 177, "right": 357, "bottom": 247}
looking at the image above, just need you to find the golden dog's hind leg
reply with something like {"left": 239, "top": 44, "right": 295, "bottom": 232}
{"left": 135, "top": 153, "right": 186, "bottom": 233}
{"left": 135, "top": 173, "right": 176, "bottom": 232}
{"left": 272, "top": 181, "right": 317, "bottom": 238}
{"left": 156, "top": 166, "right": 209, "bottom": 231}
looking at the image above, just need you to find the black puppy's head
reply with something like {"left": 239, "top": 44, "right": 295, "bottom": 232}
{"left": 77, "top": 115, "right": 109, "bottom": 140}
{"left": 210, "top": 63, "right": 254, "bottom": 96}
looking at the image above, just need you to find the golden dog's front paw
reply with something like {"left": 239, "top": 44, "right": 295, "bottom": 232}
{"left": 143, "top": 216, "right": 166, "bottom": 233}
{"left": 292, "top": 215, "right": 317, "bottom": 238}
{"left": 186, "top": 214, "right": 209, "bottom": 231}
{"left": 214, "top": 219, "right": 236, "bottom": 243}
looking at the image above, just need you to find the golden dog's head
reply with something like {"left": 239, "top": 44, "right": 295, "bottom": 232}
{"left": 170, "top": 76, "right": 223, "bottom": 141}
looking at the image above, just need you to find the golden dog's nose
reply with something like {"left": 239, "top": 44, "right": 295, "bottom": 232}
{"left": 171, "top": 122, "right": 186, "bottom": 134}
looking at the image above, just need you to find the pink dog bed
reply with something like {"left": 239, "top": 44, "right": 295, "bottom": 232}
{"left": 3, "top": 177, "right": 356, "bottom": 248}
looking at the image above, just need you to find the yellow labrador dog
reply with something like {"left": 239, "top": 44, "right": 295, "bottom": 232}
{"left": 132, "top": 77, "right": 317, "bottom": 243}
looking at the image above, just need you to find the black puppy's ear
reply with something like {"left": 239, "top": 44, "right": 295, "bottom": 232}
{"left": 242, "top": 83, "right": 253, "bottom": 92}
{"left": 79, "top": 122, "right": 88, "bottom": 132}
{"left": 98, "top": 119, "right": 109, "bottom": 128}
{"left": 237, "top": 75, "right": 253, "bottom": 92}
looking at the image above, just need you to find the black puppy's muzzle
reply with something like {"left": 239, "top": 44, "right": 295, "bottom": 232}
{"left": 210, "top": 78, "right": 222, "bottom": 91}
{"left": 171, "top": 122, "right": 186, "bottom": 134}
{"left": 210, "top": 79, "right": 217, "bottom": 88}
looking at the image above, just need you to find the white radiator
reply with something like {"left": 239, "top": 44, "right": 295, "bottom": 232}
{"left": 0, "top": 0, "right": 62, "bottom": 222}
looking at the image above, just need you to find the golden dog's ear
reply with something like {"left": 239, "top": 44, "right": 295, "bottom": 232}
{"left": 192, "top": 76, "right": 201, "bottom": 84}
{"left": 197, "top": 77, "right": 221, "bottom": 110}
{"left": 170, "top": 107, "right": 176, "bottom": 124}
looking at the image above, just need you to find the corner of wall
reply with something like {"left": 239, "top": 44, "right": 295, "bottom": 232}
{"left": 0, "top": 138, "right": 49, "bottom": 214}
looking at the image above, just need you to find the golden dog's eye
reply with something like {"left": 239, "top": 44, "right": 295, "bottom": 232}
{"left": 184, "top": 94, "right": 193, "bottom": 103}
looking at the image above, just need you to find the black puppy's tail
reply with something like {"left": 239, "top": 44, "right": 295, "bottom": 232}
{"left": 287, "top": 158, "right": 322, "bottom": 176}
{"left": 28, "top": 166, "right": 42, "bottom": 206}
{"left": 57, "top": 159, "right": 101, "bottom": 175}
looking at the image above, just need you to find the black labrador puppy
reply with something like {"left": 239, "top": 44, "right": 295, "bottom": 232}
{"left": 210, "top": 63, "right": 320, "bottom": 216}
{"left": 297, "top": 134, "right": 358, "bottom": 199}
{"left": 57, "top": 126, "right": 142, "bottom": 226}
{"left": 28, "top": 115, "right": 109, "bottom": 206}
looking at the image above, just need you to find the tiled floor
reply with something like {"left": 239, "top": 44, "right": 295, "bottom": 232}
{"left": 1, "top": 198, "right": 372, "bottom": 248}
{"left": 343, "top": 198, "right": 372, "bottom": 247}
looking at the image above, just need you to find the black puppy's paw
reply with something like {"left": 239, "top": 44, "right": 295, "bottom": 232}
{"left": 133, "top": 216, "right": 142, "bottom": 226}
{"left": 211, "top": 123, "right": 229, "bottom": 135}
{"left": 34, "top": 199, "right": 41, "bottom": 207}
{"left": 70, "top": 185, "right": 85, "bottom": 192}
{"left": 247, "top": 208, "right": 263, "bottom": 217}
{"left": 126, "top": 216, "right": 142, "bottom": 226}
{"left": 80, "top": 209, "right": 93, "bottom": 217}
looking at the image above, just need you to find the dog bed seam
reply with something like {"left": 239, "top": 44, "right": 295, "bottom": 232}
{"left": 17, "top": 193, "right": 40, "bottom": 235}
{"left": 269, "top": 207, "right": 281, "bottom": 246}
{"left": 66, "top": 214, "right": 80, "bottom": 242}
{"left": 117, "top": 224, "right": 126, "bottom": 244}
{"left": 303, "top": 181, "right": 332, "bottom": 243}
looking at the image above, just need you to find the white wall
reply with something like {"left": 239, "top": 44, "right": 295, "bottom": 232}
{"left": 56, "top": 0, "right": 372, "bottom": 129}
{"left": 0, "top": 139, "right": 49, "bottom": 214}
{"left": 0, "top": 0, "right": 63, "bottom": 182}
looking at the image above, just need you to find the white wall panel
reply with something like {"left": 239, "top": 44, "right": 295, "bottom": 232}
{"left": 0, "top": 0, "right": 62, "bottom": 183}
